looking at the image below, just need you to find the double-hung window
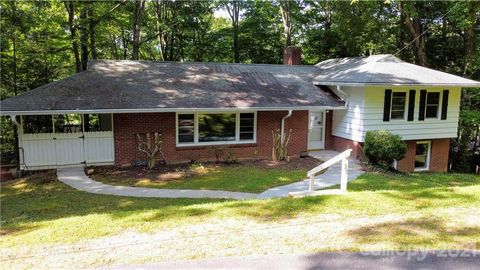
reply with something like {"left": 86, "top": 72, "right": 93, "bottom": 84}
{"left": 176, "top": 112, "right": 256, "bottom": 146}
{"left": 390, "top": 92, "right": 407, "bottom": 120}
{"left": 425, "top": 92, "right": 440, "bottom": 119}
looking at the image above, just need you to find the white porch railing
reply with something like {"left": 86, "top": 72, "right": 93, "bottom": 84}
{"left": 307, "top": 149, "right": 352, "bottom": 192}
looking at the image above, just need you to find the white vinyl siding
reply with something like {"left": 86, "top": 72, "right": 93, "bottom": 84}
{"left": 332, "top": 86, "right": 461, "bottom": 142}
{"left": 332, "top": 86, "right": 365, "bottom": 142}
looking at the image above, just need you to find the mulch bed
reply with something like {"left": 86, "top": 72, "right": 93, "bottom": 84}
{"left": 88, "top": 157, "right": 321, "bottom": 181}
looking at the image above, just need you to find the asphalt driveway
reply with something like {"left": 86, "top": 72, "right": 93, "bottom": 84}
{"left": 104, "top": 250, "right": 480, "bottom": 270}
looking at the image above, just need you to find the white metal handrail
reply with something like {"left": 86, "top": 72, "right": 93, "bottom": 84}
{"left": 308, "top": 149, "right": 352, "bottom": 192}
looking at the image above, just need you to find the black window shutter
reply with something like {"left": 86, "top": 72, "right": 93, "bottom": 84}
{"left": 407, "top": 90, "right": 415, "bottom": 121}
{"left": 441, "top": 90, "right": 449, "bottom": 120}
{"left": 418, "top": 90, "right": 427, "bottom": 121}
{"left": 383, "top": 89, "right": 392, "bottom": 122}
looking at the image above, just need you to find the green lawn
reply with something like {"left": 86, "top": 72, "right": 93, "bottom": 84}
{"left": 90, "top": 164, "right": 309, "bottom": 193}
{"left": 1, "top": 171, "right": 480, "bottom": 268}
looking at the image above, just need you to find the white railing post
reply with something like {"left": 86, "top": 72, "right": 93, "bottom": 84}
{"left": 306, "top": 149, "right": 352, "bottom": 193}
{"left": 340, "top": 157, "right": 348, "bottom": 192}
{"left": 309, "top": 175, "right": 315, "bottom": 191}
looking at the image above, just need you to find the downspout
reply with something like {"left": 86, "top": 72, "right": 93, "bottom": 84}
{"left": 281, "top": 110, "right": 293, "bottom": 143}
{"left": 10, "top": 115, "right": 20, "bottom": 128}
{"left": 336, "top": 86, "right": 350, "bottom": 107}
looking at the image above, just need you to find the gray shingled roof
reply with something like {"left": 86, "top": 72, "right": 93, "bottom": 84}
{"left": 313, "top": 54, "right": 480, "bottom": 86}
{"left": 0, "top": 60, "right": 344, "bottom": 114}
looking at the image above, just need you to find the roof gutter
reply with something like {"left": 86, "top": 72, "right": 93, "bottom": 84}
{"left": 313, "top": 81, "right": 480, "bottom": 87}
{"left": 281, "top": 110, "right": 293, "bottom": 144}
{"left": 0, "top": 106, "right": 347, "bottom": 116}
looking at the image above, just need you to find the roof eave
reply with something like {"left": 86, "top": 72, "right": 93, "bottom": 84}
{"left": 0, "top": 105, "right": 347, "bottom": 116}
{"left": 313, "top": 81, "right": 480, "bottom": 87}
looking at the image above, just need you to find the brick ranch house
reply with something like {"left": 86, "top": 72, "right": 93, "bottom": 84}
{"left": 1, "top": 49, "right": 479, "bottom": 172}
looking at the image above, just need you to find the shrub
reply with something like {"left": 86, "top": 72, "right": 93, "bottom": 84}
{"left": 364, "top": 130, "right": 407, "bottom": 170}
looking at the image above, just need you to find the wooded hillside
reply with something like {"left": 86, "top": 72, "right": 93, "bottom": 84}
{"left": 1, "top": 0, "right": 479, "bottom": 171}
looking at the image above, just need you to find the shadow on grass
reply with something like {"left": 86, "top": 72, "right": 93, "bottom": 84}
{"left": 348, "top": 216, "right": 480, "bottom": 248}
{"left": 1, "top": 173, "right": 333, "bottom": 236}
{"left": 1, "top": 171, "right": 479, "bottom": 238}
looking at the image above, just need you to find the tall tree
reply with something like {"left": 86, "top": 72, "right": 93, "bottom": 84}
{"left": 64, "top": 0, "right": 82, "bottom": 72}
{"left": 80, "top": 6, "right": 89, "bottom": 70}
{"left": 279, "top": 0, "right": 292, "bottom": 47}
{"left": 222, "top": 1, "right": 242, "bottom": 63}
{"left": 131, "top": 0, "right": 146, "bottom": 60}
{"left": 399, "top": 1, "right": 428, "bottom": 67}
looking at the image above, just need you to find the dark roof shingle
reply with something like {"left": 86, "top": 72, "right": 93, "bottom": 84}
{"left": 0, "top": 60, "right": 344, "bottom": 114}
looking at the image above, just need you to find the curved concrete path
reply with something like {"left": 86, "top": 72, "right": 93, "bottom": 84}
{"left": 57, "top": 167, "right": 257, "bottom": 200}
{"left": 57, "top": 150, "right": 363, "bottom": 200}
{"left": 257, "top": 150, "right": 364, "bottom": 199}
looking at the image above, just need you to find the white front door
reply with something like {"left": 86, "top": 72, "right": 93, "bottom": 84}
{"left": 308, "top": 111, "right": 325, "bottom": 150}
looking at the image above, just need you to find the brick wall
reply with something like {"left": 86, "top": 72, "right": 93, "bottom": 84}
{"left": 113, "top": 111, "right": 308, "bottom": 166}
{"left": 430, "top": 139, "right": 450, "bottom": 172}
{"left": 397, "top": 139, "right": 450, "bottom": 172}
{"left": 397, "top": 140, "right": 416, "bottom": 172}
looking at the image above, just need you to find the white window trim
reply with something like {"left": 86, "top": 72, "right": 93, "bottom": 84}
{"left": 176, "top": 111, "right": 257, "bottom": 147}
{"left": 414, "top": 140, "right": 431, "bottom": 172}
{"left": 424, "top": 91, "right": 442, "bottom": 120}
{"left": 390, "top": 91, "right": 408, "bottom": 121}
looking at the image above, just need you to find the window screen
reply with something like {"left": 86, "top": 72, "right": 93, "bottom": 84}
{"left": 178, "top": 114, "right": 195, "bottom": 143}
{"left": 425, "top": 92, "right": 440, "bottom": 118}
{"left": 390, "top": 92, "right": 406, "bottom": 120}
{"left": 239, "top": 113, "right": 254, "bottom": 140}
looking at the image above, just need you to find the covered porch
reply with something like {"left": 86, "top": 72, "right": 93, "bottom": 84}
{"left": 13, "top": 113, "right": 114, "bottom": 170}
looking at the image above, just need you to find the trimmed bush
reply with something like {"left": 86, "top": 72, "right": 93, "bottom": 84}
{"left": 364, "top": 130, "right": 407, "bottom": 169}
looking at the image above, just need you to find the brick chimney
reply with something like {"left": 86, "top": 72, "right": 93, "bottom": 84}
{"left": 283, "top": 46, "right": 302, "bottom": 65}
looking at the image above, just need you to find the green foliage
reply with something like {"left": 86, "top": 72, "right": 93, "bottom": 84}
{"left": 364, "top": 130, "right": 407, "bottom": 170}
{"left": 0, "top": 116, "right": 15, "bottom": 153}
{"left": 450, "top": 88, "right": 480, "bottom": 173}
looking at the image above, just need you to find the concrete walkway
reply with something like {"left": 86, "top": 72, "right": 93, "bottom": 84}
{"left": 57, "top": 150, "right": 363, "bottom": 200}
{"left": 257, "top": 150, "right": 364, "bottom": 199}
{"left": 57, "top": 167, "right": 257, "bottom": 200}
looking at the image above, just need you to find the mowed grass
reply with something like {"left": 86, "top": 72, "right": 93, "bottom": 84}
{"left": 1, "top": 171, "right": 480, "bottom": 268}
{"left": 91, "top": 165, "right": 308, "bottom": 193}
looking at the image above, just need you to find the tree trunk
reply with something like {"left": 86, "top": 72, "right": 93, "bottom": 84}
{"left": 110, "top": 34, "right": 119, "bottom": 59}
{"left": 12, "top": 1, "right": 19, "bottom": 169}
{"left": 279, "top": 1, "right": 292, "bottom": 47}
{"left": 80, "top": 6, "right": 89, "bottom": 70}
{"left": 121, "top": 27, "right": 128, "bottom": 59}
{"left": 400, "top": 2, "right": 428, "bottom": 67}
{"left": 131, "top": 0, "right": 146, "bottom": 60}
{"left": 463, "top": 1, "right": 477, "bottom": 78}
{"left": 154, "top": 0, "right": 166, "bottom": 61}
{"left": 225, "top": 1, "right": 240, "bottom": 63}
{"left": 64, "top": 0, "right": 81, "bottom": 72}
{"left": 88, "top": 2, "right": 97, "bottom": 60}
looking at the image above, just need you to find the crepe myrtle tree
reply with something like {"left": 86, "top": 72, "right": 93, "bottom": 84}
{"left": 136, "top": 132, "right": 165, "bottom": 169}
{"left": 364, "top": 130, "right": 407, "bottom": 170}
